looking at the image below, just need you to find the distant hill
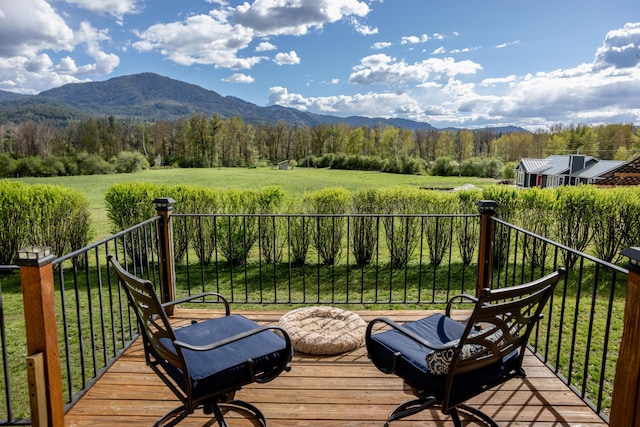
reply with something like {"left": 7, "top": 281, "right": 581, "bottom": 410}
{"left": 1, "top": 72, "right": 526, "bottom": 133}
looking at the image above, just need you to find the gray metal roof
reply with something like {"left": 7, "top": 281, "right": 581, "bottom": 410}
{"left": 518, "top": 158, "right": 551, "bottom": 172}
{"left": 572, "top": 160, "right": 626, "bottom": 179}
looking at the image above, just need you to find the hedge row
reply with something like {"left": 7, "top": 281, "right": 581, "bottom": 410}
{"left": 106, "top": 182, "right": 640, "bottom": 268}
{"left": 105, "top": 183, "right": 478, "bottom": 268}
{"left": 0, "top": 180, "right": 93, "bottom": 264}
{"left": 0, "top": 151, "right": 149, "bottom": 178}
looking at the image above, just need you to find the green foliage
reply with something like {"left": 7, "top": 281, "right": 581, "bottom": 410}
{"left": 216, "top": 189, "right": 259, "bottom": 266}
{"left": 455, "top": 189, "right": 482, "bottom": 265}
{"left": 430, "top": 157, "right": 460, "bottom": 176}
{"left": 104, "top": 182, "right": 160, "bottom": 232}
{"left": 501, "top": 162, "right": 516, "bottom": 180}
{"left": 376, "top": 186, "right": 425, "bottom": 269}
{"left": 590, "top": 188, "right": 631, "bottom": 262}
{"left": 0, "top": 181, "right": 29, "bottom": 264}
{"left": 0, "top": 153, "right": 16, "bottom": 177}
{"left": 351, "top": 188, "right": 380, "bottom": 267}
{"left": 256, "top": 186, "right": 286, "bottom": 264}
{"left": 172, "top": 185, "right": 221, "bottom": 265}
{"left": 552, "top": 186, "right": 598, "bottom": 267}
{"left": 0, "top": 180, "right": 93, "bottom": 263}
{"left": 516, "top": 188, "right": 555, "bottom": 267}
{"left": 420, "top": 191, "right": 459, "bottom": 267}
{"left": 459, "top": 157, "right": 504, "bottom": 178}
{"left": 304, "top": 187, "right": 350, "bottom": 265}
{"left": 286, "top": 198, "right": 311, "bottom": 266}
{"left": 77, "top": 152, "right": 114, "bottom": 175}
{"left": 111, "top": 151, "right": 150, "bottom": 173}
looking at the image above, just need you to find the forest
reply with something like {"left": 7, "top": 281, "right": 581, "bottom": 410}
{"left": 0, "top": 113, "right": 638, "bottom": 177}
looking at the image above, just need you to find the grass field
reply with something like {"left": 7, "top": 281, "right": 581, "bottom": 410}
{"left": 14, "top": 167, "right": 496, "bottom": 239}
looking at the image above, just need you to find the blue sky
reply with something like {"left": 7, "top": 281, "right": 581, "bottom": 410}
{"left": 0, "top": 0, "right": 639, "bottom": 130}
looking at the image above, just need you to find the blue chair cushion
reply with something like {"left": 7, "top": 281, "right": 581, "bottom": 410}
{"left": 367, "top": 313, "right": 519, "bottom": 405}
{"left": 159, "top": 314, "right": 290, "bottom": 399}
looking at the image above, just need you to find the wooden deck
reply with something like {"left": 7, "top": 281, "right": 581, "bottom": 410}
{"left": 65, "top": 310, "right": 608, "bottom": 426}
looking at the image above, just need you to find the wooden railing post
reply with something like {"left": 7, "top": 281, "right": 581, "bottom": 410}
{"left": 610, "top": 247, "right": 640, "bottom": 425}
{"left": 153, "top": 197, "right": 176, "bottom": 315}
{"left": 476, "top": 200, "right": 498, "bottom": 297}
{"left": 15, "top": 246, "right": 64, "bottom": 427}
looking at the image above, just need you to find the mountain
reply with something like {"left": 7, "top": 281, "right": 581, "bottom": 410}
{"left": 1, "top": 73, "right": 525, "bottom": 133}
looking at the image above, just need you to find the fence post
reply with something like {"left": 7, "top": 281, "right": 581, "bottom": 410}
{"left": 476, "top": 200, "right": 498, "bottom": 296}
{"left": 610, "top": 247, "right": 640, "bottom": 425}
{"left": 15, "top": 246, "right": 64, "bottom": 427}
{"left": 153, "top": 197, "right": 176, "bottom": 315}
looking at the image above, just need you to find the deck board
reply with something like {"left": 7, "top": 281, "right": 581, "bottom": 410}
{"left": 65, "top": 310, "right": 608, "bottom": 426}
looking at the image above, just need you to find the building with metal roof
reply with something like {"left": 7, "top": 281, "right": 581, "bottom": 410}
{"left": 515, "top": 154, "right": 628, "bottom": 189}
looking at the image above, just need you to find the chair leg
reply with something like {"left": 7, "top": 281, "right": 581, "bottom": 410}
{"left": 154, "top": 399, "right": 267, "bottom": 427}
{"left": 455, "top": 403, "right": 499, "bottom": 427}
{"left": 154, "top": 406, "right": 189, "bottom": 427}
{"left": 385, "top": 397, "right": 437, "bottom": 426}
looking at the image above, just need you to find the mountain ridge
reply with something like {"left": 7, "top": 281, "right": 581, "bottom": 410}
{"left": 1, "top": 73, "right": 525, "bottom": 133}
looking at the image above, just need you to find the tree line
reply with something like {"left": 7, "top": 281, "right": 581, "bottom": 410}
{"left": 1, "top": 114, "right": 638, "bottom": 174}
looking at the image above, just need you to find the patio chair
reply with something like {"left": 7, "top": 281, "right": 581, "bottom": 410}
{"left": 365, "top": 268, "right": 566, "bottom": 426}
{"left": 107, "top": 255, "right": 292, "bottom": 426}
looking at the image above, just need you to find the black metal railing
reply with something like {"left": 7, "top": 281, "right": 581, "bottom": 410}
{"left": 0, "top": 208, "right": 628, "bottom": 424}
{"left": 490, "top": 217, "right": 625, "bottom": 422}
{"left": 0, "top": 217, "right": 162, "bottom": 424}
{"left": 171, "top": 213, "right": 480, "bottom": 306}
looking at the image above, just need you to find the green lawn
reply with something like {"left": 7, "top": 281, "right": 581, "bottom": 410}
{"left": 14, "top": 167, "right": 496, "bottom": 239}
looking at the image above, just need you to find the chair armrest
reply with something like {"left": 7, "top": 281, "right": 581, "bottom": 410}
{"left": 162, "top": 292, "right": 230, "bottom": 316}
{"left": 174, "top": 325, "right": 291, "bottom": 352}
{"left": 445, "top": 293, "right": 479, "bottom": 317}
{"left": 365, "top": 317, "right": 453, "bottom": 351}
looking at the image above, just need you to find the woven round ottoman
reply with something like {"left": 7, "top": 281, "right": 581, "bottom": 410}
{"left": 278, "top": 306, "right": 366, "bottom": 355}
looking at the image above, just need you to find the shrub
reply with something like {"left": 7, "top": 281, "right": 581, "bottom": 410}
{"left": 0, "top": 153, "right": 16, "bottom": 177}
{"left": 376, "top": 186, "right": 424, "bottom": 269}
{"left": 77, "top": 152, "right": 114, "bottom": 175}
{"left": 286, "top": 199, "right": 310, "bottom": 266}
{"left": 455, "top": 189, "right": 483, "bottom": 265}
{"left": 216, "top": 189, "right": 259, "bottom": 266}
{"left": 14, "top": 156, "right": 44, "bottom": 177}
{"left": 0, "top": 180, "right": 29, "bottom": 264}
{"left": 419, "top": 191, "right": 458, "bottom": 267}
{"left": 552, "top": 185, "right": 598, "bottom": 268}
{"left": 430, "top": 157, "right": 459, "bottom": 176}
{"left": 351, "top": 189, "right": 379, "bottom": 267}
{"left": 304, "top": 187, "right": 350, "bottom": 265}
{"left": 112, "top": 151, "right": 150, "bottom": 173}
{"left": 0, "top": 181, "right": 93, "bottom": 263}
{"left": 41, "top": 156, "right": 67, "bottom": 176}
{"left": 256, "top": 186, "right": 286, "bottom": 264}
{"left": 173, "top": 185, "right": 221, "bottom": 265}
{"left": 105, "top": 182, "right": 161, "bottom": 233}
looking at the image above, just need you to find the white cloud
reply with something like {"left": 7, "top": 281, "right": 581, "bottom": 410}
{"left": 64, "top": 0, "right": 142, "bottom": 23}
{"left": 593, "top": 22, "right": 640, "bottom": 69}
{"left": 133, "top": 14, "right": 264, "bottom": 69}
{"left": 496, "top": 41, "right": 520, "bottom": 49}
{"left": 350, "top": 17, "right": 378, "bottom": 36}
{"left": 234, "top": 0, "right": 370, "bottom": 36}
{"left": 271, "top": 22, "right": 640, "bottom": 130}
{"left": 348, "top": 54, "right": 481, "bottom": 86}
{"left": 255, "top": 41, "right": 277, "bottom": 52}
{"left": 0, "top": 0, "right": 119, "bottom": 93}
{"left": 223, "top": 73, "right": 255, "bottom": 83}
{"left": 0, "top": 0, "right": 75, "bottom": 56}
{"left": 401, "top": 34, "right": 428, "bottom": 45}
{"left": 274, "top": 50, "right": 300, "bottom": 65}
{"left": 372, "top": 41, "right": 392, "bottom": 50}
